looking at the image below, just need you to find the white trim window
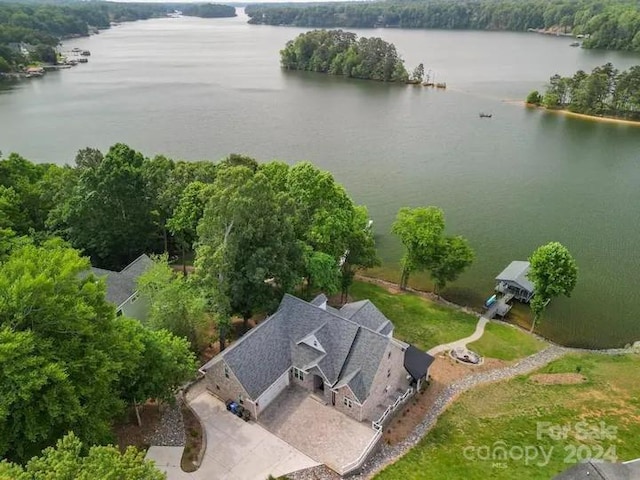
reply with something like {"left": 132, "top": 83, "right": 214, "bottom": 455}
{"left": 224, "top": 365, "right": 230, "bottom": 378}
{"left": 293, "top": 367, "right": 305, "bottom": 381}
{"left": 343, "top": 397, "right": 353, "bottom": 408}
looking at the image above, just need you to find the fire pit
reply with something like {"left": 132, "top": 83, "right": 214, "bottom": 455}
{"left": 449, "top": 347, "right": 484, "bottom": 366}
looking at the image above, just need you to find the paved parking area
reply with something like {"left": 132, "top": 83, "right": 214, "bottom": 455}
{"left": 147, "top": 392, "right": 318, "bottom": 480}
{"left": 259, "top": 386, "right": 379, "bottom": 472}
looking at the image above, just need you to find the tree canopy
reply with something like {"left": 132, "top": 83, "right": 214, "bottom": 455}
{"left": 530, "top": 63, "right": 640, "bottom": 120}
{"left": 392, "top": 206, "right": 474, "bottom": 293}
{"left": 196, "top": 165, "right": 302, "bottom": 335}
{"left": 137, "top": 255, "right": 207, "bottom": 352}
{"left": 280, "top": 29, "right": 410, "bottom": 82}
{"left": 0, "top": 241, "right": 195, "bottom": 463}
{"left": 528, "top": 241, "right": 578, "bottom": 331}
{"left": 0, "top": 432, "right": 165, "bottom": 480}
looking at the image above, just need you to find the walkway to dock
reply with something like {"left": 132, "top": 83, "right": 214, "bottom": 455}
{"left": 427, "top": 316, "right": 489, "bottom": 356}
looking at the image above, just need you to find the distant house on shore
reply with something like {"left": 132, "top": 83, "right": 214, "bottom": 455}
{"left": 89, "top": 254, "right": 153, "bottom": 320}
{"left": 495, "top": 260, "right": 535, "bottom": 302}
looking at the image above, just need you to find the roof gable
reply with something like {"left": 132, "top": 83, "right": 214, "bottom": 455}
{"left": 223, "top": 310, "right": 291, "bottom": 398}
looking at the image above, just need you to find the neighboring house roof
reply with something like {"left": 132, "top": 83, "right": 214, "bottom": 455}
{"left": 404, "top": 345, "right": 435, "bottom": 381}
{"left": 89, "top": 254, "right": 153, "bottom": 307}
{"left": 553, "top": 460, "right": 638, "bottom": 480}
{"left": 495, "top": 260, "right": 534, "bottom": 293}
{"left": 202, "top": 293, "right": 409, "bottom": 402}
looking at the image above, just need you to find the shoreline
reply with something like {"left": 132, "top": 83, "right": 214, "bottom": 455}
{"left": 355, "top": 274, "right": 639, "bottom": 351}
{"left": 525, "top": 103, "right": 640, "bottom": 127}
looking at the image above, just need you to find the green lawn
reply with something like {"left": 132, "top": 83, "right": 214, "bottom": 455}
{"left": 349, "top": 281, "right": 477, "bottom": 351}
{"left": 375, "top": 353, "right": 640, "bottom": 480}
{"left": 468, "top": 321, "right": 547, "bottom": 361}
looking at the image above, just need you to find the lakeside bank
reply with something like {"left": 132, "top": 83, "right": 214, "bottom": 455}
{"left": 524, "top": 104, "right": 640, "bottom": 127}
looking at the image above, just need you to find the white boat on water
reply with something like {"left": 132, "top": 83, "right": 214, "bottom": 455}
{"left": 167, "top": 10, "right": 182, "bottom": 18}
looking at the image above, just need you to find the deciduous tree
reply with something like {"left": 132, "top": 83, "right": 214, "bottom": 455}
{"left": 0, "top": 433, "right": 165, "bottom": 480}
{"left": 137, "top": 255, "right": 207, "bottom": 351}
{"left": 528, "top": 241, "right": 578, "bottom": 332}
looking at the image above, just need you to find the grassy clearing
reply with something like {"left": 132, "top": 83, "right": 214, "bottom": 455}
{"left": 468, "top": 321, "right": 547, "bottom": 361}
{"left": 349, "top": 281, "right": 477, "bottom": 351}
{"left": 375, "top": 353, "right": 640, "bottom": 480}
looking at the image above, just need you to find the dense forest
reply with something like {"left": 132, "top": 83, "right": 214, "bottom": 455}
{"left": 246, "top": 0, "right": 640, "bottom": 52}
{"left": 281, "top": 29, "right": 412, "bottom": 82}
{"left": 527, "top": 63, "right": 640, "bottom": 120}
{"left": 0, "top": 2, "right": 236, "bottom": 72}
{"left": 0, "top": 143, "right": 380, "bottom": 335}
{"left": 182, "top": 3, "right": 236, "bottom": 18}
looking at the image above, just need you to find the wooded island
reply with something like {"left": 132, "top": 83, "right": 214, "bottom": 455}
{"left": 281, "top": 30, "right": 425, "bottom": 83}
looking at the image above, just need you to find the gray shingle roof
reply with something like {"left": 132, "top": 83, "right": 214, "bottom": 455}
{"left": 340, "top": 300, "right": 390, "bottom": 332}
{"left": 89, "top": 254, "right": 153, "bottom": 307}
{"left": 310, "top": 293, "right": 328, "bottom": 306}
{"left": 223, "top": 310, "right": 291, "bottom": 399}
{"left": 495, "top": 260, "right": 534, "bottom": 293}
{"left": 339, "top": 327, "right": 390, "bottom": 402}
{"left": 205, "top": 293, "right": 397, "bottom": 401}
{"left": 404, "top": 345, "right": 435, "bottom": 381}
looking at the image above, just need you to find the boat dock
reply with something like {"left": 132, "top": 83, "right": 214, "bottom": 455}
{"left": 483, "top": 292, "right": 513, "bottom": 319}
{"left": 484, "top": 261, "right": 535, "bottom": 320}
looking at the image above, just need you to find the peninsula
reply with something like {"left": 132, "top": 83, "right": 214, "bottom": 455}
{"left": 526, "top": 63, "right": 640, "bottom": 124}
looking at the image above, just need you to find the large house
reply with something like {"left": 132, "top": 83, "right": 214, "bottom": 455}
{"left": 200, "top": 293, "right": 434, "bottom": 423}
{"left": 89, "top": 254, "right": 153, "bottom": 320}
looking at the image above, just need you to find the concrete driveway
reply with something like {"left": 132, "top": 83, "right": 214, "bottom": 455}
{"left": 146, "top": 392, "right": 318, "bottom": 480}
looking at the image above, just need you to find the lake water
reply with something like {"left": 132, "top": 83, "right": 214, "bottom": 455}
{"left": 1, "top": 10, "right": 639, "bottom": 348}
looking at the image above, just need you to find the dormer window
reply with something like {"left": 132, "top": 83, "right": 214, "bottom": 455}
{"left": 299, "top": 333, "right": 326, "bottom": 353}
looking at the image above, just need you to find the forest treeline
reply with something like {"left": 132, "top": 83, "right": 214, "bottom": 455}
{"left": 0, "top": 2, "right": 236, "bottom": 72}
{"left": 527, "top": 63, "right": 640, "bottom": 120}
{"left": 182, "top": 3, "right": 236, "bottom": 18}
{"left": 246, "top": 0, "right": 640, "bottom": 52}
{"left": 280, "top": 29, "right": 413, "bottom": 82}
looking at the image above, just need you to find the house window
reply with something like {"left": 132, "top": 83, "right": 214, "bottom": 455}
{"left": 293, "top": 367, "right": 304, "bottom": 381}
{"left": 130, "top": 293, "right": 139, "bottom": 303}
{"left": 388, "top": 351, "right": 391, "bottom": 359}
{"left": 343, "top": 397, "right": 353, "bottom": 408}
{"left": 238, "top": 394, "right": 244, "bottom": 404}
{"left": 216, "top": 384, "right": 220, "bottom": 390}
{"left": 116, "top": 310, "right": 123, "bottom": 317}
{"left": 224, "top": 365, "right": 229, "bottom": 378}
{"left": 387, "top": 368, "right": 391, "bottom": 378}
